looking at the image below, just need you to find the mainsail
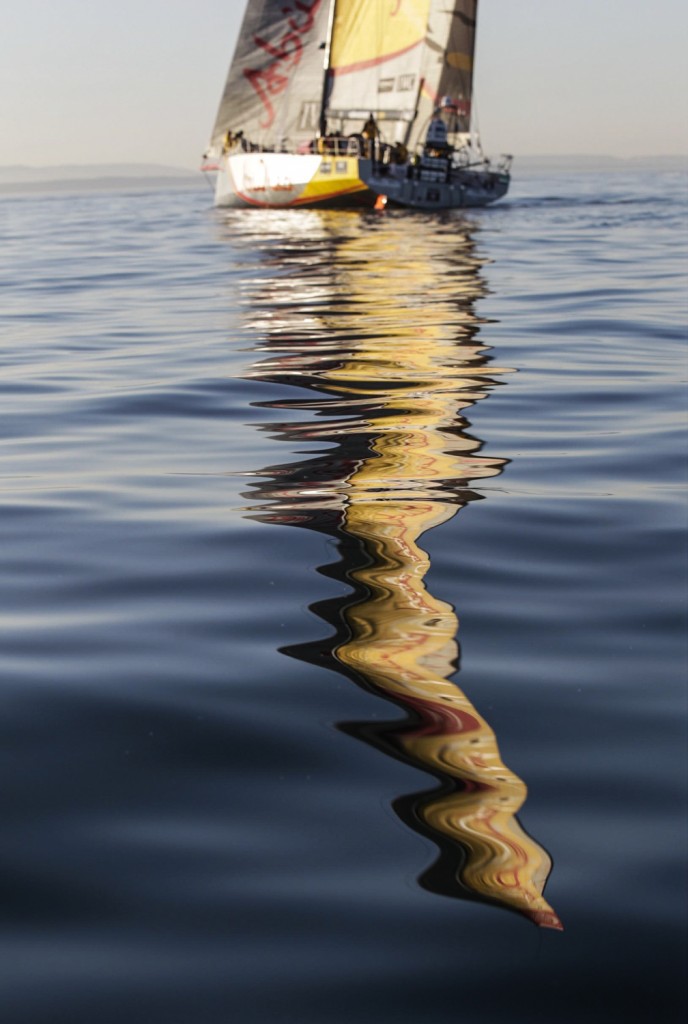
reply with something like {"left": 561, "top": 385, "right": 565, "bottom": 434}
{"left": 324, "top": 0, "right": 478, "bottom": 147}
{"left": 325, "top": 0, "right": 432, "bottom": 144}
{"left": 209, "top": 0, "right": 331, "bottom": 152}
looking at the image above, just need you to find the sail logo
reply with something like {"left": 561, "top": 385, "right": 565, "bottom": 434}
{"left": 378, "top": 73, "right": 416, "bottom": 95}
{"left": 245, "top": 1, "right": 323, "bottom": 129}
{"left": 298, "top": 101, "right": 320, "bottom": 132}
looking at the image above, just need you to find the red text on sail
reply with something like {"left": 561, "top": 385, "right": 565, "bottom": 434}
{"left": 244, "top": 1, "right": 323, "bottom": 129}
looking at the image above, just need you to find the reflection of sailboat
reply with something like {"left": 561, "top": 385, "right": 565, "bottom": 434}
{"left": 203, "top": 2, "right": 511, "bottom": 210}
{"left": 236, "top": 211, "right": 561, "bottom": 928}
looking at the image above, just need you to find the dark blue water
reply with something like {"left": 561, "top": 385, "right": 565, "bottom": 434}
{"left": 0, "top": 170, "right": 686, "bottom": 1023}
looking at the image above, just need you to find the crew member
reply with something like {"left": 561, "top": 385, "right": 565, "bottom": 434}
{"left": 361, "top": 112, "right": 380, "bottom": 157}
{"left": 423, "top": 113, "right": 450, "bottom": 152}
{"left": 362, "top": 112, "right": 379, "bottom": 141}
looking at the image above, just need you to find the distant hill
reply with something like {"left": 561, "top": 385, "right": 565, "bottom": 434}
{"left": 0, "top": 163, "right": 199, "bottom": 183}
{"left": 0, "top": 163, "right": 206, "bottom": 194}
{"left": 513, "top": 154, "right": 687, "bottom": 173}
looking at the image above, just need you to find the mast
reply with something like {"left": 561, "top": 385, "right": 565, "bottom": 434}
{"left": 319, "top": 0, "right": 337, "bottom": 137}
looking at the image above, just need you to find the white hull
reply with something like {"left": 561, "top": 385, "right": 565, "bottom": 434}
{"left": 214, "top": 152, "right": 374, "bottom": 209}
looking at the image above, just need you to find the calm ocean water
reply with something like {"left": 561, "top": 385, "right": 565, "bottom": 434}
{"left": 0, "top": 169, "right": 686, "bottom": 1023}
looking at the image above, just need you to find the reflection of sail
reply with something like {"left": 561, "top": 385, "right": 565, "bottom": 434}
{"left": 236, "top": 210, "right": 561, "bottom": 929}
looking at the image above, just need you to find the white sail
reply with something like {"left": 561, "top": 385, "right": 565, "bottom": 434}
{"left": 209, "top": 0, "right": 331, "bottom": 153}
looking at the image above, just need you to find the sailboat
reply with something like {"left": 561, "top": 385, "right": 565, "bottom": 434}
{"left": 202, "top": 1, "right": 511, "bottom": 210}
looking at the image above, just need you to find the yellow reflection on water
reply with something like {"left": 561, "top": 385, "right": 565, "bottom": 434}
{"left": 339, "top": 497, "right": 561, "bottom": 929}
{"left": 235, "top": 208, "right": 561, "bottom": 929}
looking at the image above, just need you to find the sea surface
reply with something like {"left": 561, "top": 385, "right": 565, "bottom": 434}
{"left": 0, "top": 168, "right": 686, "bottom": 1023}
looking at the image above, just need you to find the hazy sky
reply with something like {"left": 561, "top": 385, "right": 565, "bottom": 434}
{"left": 2, "top": 0, "right": 687, "bottom": 168}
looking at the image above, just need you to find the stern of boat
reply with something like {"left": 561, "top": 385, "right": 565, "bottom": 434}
{"left": 214, "top": 151, "right": 375, "bottom": 209}
{"left": 359, "top": 150, "right": 512, "bottom": 211}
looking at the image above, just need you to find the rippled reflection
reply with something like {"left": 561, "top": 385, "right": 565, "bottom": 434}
{"left": 232, "top": 209, "right": 561, "bottom": 929}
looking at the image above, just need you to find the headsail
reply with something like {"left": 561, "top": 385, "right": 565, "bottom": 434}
{"left": 209, "top": 0, "right": 331, "bottom": 152}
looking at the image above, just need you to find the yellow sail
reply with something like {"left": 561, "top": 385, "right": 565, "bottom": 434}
{"left": 330, "top": 0, "right": 431, "bottom": 71}
{"left": 326, "top": 0, "right": 432, "bottom": 143}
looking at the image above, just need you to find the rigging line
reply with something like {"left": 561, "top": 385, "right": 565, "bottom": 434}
{"left": 201, "top": 171, "right": 216, "bottom": 197}
{"left": 470, "top": 0, "right": 481, "bottom": 142}
{"left": 472, "top": 92, "right": 481, "bottom": 141}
